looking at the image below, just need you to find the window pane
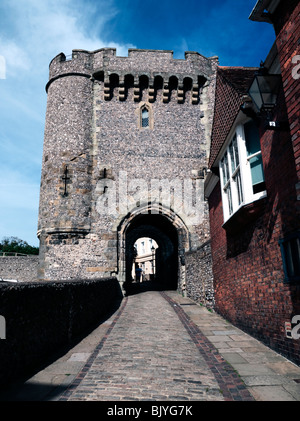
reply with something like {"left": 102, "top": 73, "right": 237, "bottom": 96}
{"left": 244, "top": 120, "right": 265, "bottom": 193}
{"left": 290, "top": 237, "right": 300, "bottom": 277}
{"left": 283, "top": 238, "right": 300, "bottom": 278}
{"left": 233, "top": 136, "right": 239, "bottom": 168}
{"left": 244, "top": 120, "right": 261, "bottom": 156}
{"left": 284, "top": 242, "right": 294, "bottom": 276}
{"left": 225, "top": 185, "right": 233, "bottom": 215}
{"left": 229, "top": 135, "right": 239, "bottom": 172}
{"left": 142, "top": 108, "right": 149, "bottom": 127}
{"left": 220, "top": 158, "right": 225, "bottom": 184}
{"left": 221, "top": 155, "right": 229, "bottom": 184}
{"left": 233, "top": 170, "right": 243, "bottom": 205}
{"left": 224, "top": 154, "right": 229, "bottom": 181}
{"left": 249, "top": 154, "right": 264, "bottom": 186}
{"left": 249, "top": 77, "right": 263, "bottom": 110}
{"left": 229, "top": 142, "right": 234, "bottom": 172}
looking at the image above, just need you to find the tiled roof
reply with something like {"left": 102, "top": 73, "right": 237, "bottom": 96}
{"left": 208, "top": 66, "right": 258, "bottom": 168}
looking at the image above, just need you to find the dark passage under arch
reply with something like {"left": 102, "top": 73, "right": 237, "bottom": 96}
{"left": 124, "top": 213, "right": 179, "bottom": 295}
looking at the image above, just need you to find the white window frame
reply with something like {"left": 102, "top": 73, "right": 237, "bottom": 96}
{"left": 219, "top": 123, "right": 266, "bottom": 223}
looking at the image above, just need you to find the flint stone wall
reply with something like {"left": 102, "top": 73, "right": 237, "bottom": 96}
{"left": 0, "top": 256, "right": 39, "bottom": 282}
{"left": 185, "top": 240, "right": 215, "bottom": 309}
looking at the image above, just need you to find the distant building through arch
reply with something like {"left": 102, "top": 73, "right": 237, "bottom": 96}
{"left": 132, "top": 237, "right": 158, "bottom": 281}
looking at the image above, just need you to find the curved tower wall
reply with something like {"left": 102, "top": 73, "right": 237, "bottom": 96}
{"left": 38, "top": 52, "right": 93, "bottom": 279}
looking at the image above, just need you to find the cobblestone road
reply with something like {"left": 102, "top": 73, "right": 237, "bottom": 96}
{"left": 59, "top": 290, "right": 253, "bottom": 401}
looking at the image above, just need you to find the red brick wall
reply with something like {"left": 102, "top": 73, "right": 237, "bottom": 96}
{"left": 275, "top": 1, "right": 300, "bottom": 189}
{"left": 209, "top": 97, "right": 300, "bottom": 365}
{"left": 209, "top": 174, "right": 300, "bottom": 365}
{"left": 208, "top": 5, "right": 300, "bottom": 363}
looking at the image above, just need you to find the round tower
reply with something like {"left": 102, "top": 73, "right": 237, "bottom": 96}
{"left": 37, "top": 50, "right": 93, "bottom": 280}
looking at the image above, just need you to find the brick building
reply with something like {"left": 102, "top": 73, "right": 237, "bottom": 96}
{"left": 204, "top": 0, "right": 300, "bottom": 365}
{"left": 37, "top": 48, "right": 218, "bottom": 297}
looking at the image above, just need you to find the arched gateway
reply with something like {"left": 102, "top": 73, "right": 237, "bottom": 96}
{"left": 37, "top": 48, "right": 218, "bottom": 297}
{"left": 117, "top": 204, "right": 190, "bottom": 293}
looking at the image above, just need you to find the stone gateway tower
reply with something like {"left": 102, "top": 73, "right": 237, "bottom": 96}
{"left": 38, "top": 48, "right": 218, "bottom": 295}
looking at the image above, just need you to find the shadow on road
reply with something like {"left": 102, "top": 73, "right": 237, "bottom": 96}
{"left": 123, "top": 280, "right": 175, "bottom": 296}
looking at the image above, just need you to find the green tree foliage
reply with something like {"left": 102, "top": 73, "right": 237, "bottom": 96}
{"left": 0, "top": 237, "right": 39, "bottom": 255}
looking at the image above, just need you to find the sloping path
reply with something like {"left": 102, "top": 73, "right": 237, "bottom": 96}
{"left": 1, "top": 290, "right": 300, "bottom": 402}
{"left": 59, "top": 291, "right": 253, "bottom": 401}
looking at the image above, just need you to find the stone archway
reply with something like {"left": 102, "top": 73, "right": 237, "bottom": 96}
{"left": 126, "top": 216, "right": 178, "bottom": 290}
{"left": 117, "top": 205, "right": 190, "bottom": 295}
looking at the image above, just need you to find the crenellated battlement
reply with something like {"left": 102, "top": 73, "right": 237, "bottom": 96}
{"left": 47, "top": 48, "right": 218, "bottom": 103}
{"left": 49, "top": 47, "right": 217, "bottom": 68}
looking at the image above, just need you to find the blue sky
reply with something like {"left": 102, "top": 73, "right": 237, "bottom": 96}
{"left": 0, "top": 0, "right": 276, "bottom": 247}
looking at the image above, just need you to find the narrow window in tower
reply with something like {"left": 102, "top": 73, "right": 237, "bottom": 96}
{"left": 141, "top": 107, "right": 149, "bottom": 128}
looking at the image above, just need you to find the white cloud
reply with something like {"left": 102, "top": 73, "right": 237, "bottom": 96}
{"left": 1, "top": 0, "right": 133, "bottom": 70}
{"left": 0, "top": 0, "right": 135, "bottom": 245}
{"left": 0, "top": 38, "right": 31, "bottom": 76}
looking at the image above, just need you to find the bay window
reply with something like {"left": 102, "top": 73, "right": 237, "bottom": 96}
{"left": 219, "top": 120, "right": 266, "bottom": 222}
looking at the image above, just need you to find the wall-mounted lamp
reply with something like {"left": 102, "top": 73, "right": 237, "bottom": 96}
{"left": 248, "top": 66, "right": 289, "bottom": 131}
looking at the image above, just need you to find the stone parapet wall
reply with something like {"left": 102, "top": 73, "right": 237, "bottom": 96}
{"left": 0, "top": 277, "right": 121, "bottom": 387}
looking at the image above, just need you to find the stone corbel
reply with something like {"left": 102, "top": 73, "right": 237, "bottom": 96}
{"left": 177, "top": 84, "right": 184, "bottom": 103}
{"left": 134, "top": 76, "right": 140, "bottom": 102}
{"left": 192, "top": 83, "right": 199, "bottom": 104}
{"left": 104, "top": 75, "right": 110, "bottom": 101}
{"left": 163, "top": 82, "right": 169, "bottom": 103}
{"left": 119, "top": 76, "right": 125, "bottom": 101}
{"left": 148, "top": 78, "right": 155, "bottom": 103}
